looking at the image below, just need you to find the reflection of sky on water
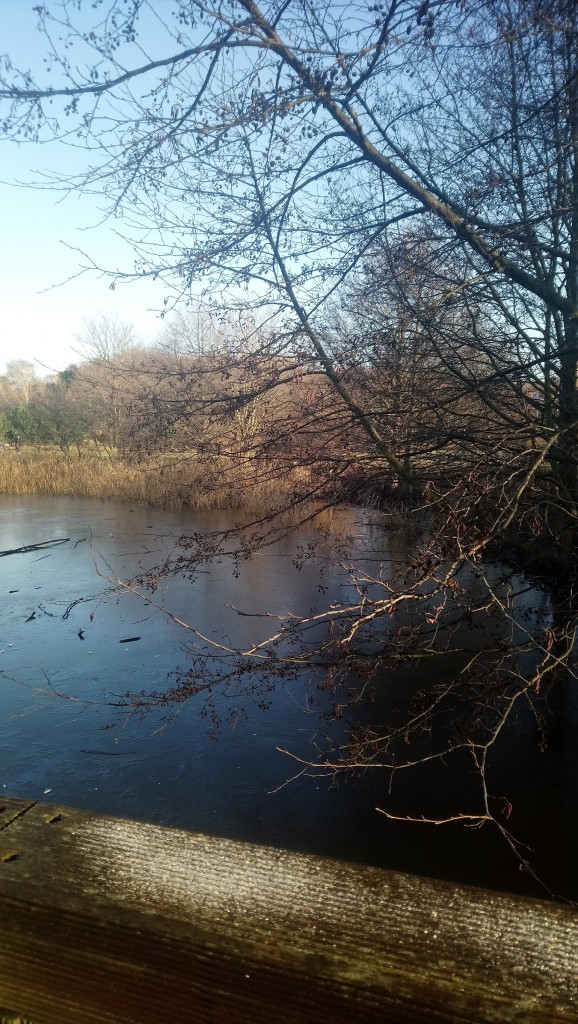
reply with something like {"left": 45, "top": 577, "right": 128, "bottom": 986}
{"left": 1, "top": 494, "right": 577, "bottom": 901}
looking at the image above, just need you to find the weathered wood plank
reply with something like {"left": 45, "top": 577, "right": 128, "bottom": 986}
{"left": 0, "top": 799, "right": 576, "bottom": 1023}
{"left": 0, "top": 799, "right": 35, "bottom": 832}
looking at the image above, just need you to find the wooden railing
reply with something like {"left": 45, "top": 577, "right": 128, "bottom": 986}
{"left": 0, "top": 796, "right": 577, "bottom": 1023}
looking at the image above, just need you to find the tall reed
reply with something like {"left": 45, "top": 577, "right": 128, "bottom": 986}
{"left": 0, "top": 447, "right": 298, "bottom": 512}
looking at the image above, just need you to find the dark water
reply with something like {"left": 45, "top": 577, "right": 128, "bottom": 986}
{"left": 1, "top": 495, "right": 577, "bottom": 901}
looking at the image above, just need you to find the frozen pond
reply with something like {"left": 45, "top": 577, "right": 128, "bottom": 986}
{"left": 1, "top": 495, "right": 577, "bottom": 900}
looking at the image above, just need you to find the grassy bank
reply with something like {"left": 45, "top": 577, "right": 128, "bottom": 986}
{"left": 0, "top": 447, "right": 303, "bottom": 512}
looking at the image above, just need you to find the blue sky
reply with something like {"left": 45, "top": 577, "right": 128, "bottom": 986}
{"left": 0, "top": 1, "right": 178, "bottom": 376}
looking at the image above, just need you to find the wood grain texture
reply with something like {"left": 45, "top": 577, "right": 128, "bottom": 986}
{"left": 0, "top": 798, "right": 576, "bottom": 1023}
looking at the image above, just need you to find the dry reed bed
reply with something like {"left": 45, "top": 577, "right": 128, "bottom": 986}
{"left": 0, "top": 448, "right": 291, "bottom": 512}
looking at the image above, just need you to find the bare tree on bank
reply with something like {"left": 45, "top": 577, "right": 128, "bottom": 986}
{"left": 2, "top": 0, "right": 578, "bottom": 890}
